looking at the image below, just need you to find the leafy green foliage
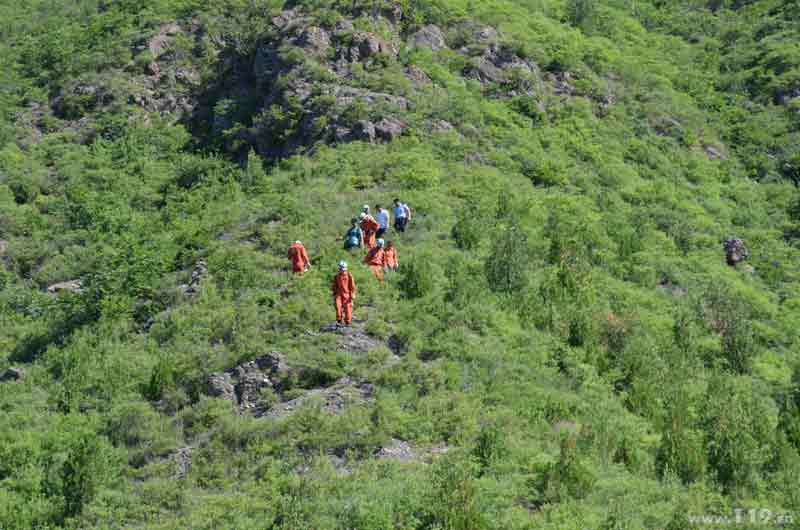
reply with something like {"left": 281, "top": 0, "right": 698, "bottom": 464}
{"left": 0, "top": 0, "right": 799, "bottom": 528}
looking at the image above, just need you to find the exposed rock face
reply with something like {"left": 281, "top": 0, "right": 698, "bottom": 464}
{"left": 149, "top": 23, "right": 182, "bottom": 59}
{"left": 703, "top": 144, "right": 726, "bottom": 160}
{"left": 405, "top": 65, "right": 431, "bottom": 85}
{"left": 207, "top": 354, "right": 284, "bottom": 413}
{"left": 295, "top": 26, "right": 331, "bottom": 57}
{"left": 724, "top": 238, "right": 749, "bottom": 266}
{"left": 777, "top": 87, "right": 800, "bottom": 106}
{"left": 347, "top": 32, "right": 399, "bottom": 62}
{"left": 463, "top": 42, "right": 541, "bottom": 93}
{"left": 266, "top": 376, "right": 375, "bottom": 418}
{"left": 409, "top": 25, "right": 447, "bottom": 51}
{"left": 473, "top": 25, "right": 499, "bottom": 42}
{"left": 181, "top": 260, "right": 207, "bottom": 296}
{"left": 375, "top": 438, "right": 451, "bottom": 463}
{"left": 47, "top": 279, "right": 83, "bottom": 294}
{"left": 173, "top": 447, "right": 193, "bottom": 479}
{"left": 375, "top": 117, "right": 407, "bottom": 142}
{"left": 1, "top": 367, "right": 25, "bottom": 382}
{"left": 207, "top": 372, "right": 236, "bottom": 402}
{"left": 0, "top": 240, "right": 8, "bottom": 254}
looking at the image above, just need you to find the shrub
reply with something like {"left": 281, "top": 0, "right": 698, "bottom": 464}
{"left": 451, "top": 208, "right": 483, "bottom": 251}
{"left": 701, "top": 375, "right": 778, "bottom": 494}
{"left": 425, "top": 451, "right": 484, "bottom": 530}
{"left": 536, "top": 434, "right": 597, "bottom": 502}
{"left": 399, "top": 257, "right": 434, "bottom": 299}
{"left": 484, "top": 220, "right": 530, "bottom": 294}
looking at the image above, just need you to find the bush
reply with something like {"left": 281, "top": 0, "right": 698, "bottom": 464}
{"left": 484, "top": 220, "right": 530, "bottom": 294}
{"left": 701, "top": 375, "right": 777, "bottom": 494}
{"left": 451, "top": 209, "right": 483, "bottom": 251}
{"left": 399, "top": 257, "right": 435, "bottom": 299}
{"left": 536, "top": 434, "right": 597, "bottom": 502}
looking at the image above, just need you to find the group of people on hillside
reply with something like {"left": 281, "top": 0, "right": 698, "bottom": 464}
{"left": 286, "top": 198, "right": 412, "bottom": 327}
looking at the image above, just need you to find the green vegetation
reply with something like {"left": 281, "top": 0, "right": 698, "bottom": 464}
{"left": 0, "top": 0, "right": 799, "bottom": 528}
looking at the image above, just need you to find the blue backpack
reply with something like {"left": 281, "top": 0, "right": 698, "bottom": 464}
{"left": 344, "top": 227, "right": 362, "bottom": 249}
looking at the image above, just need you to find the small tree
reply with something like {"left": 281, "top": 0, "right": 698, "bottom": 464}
{"left": 484, "top": 220, "right": 529, "bottom": 295}
{"left": 399, "top": 258, "right": 434, "bottom": 299}
{"left": 701, "top": 374, "right": 777, "bottom": 494}
{"left": 566, "top": 0, "right": 597, "bottom": 28}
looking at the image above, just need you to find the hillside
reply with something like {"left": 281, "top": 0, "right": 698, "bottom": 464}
{"left": 1, "top": 0, "right": 799, "bottom": 528}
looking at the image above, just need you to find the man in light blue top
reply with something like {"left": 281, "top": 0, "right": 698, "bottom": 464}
{"left": 375, "top": 204, "right": 390, "bottom": 239}
{"left": 393, "top": 198, "right": 411, "bottom": 233}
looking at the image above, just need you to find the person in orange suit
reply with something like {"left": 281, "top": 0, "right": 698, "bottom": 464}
{"left": 359, "top": 212, "right": 380, "bottom": 249}
{"left": 332, "top": 260, "right": 357, "bottom": 326}
{"left": 364, "top": 239, "right": 386, "bottom": 281}
{"left": 287, "top": 240, "right": 311, "bottom": 274}
{"left": 383, "top": 240, "right": 398, "bottom": 272}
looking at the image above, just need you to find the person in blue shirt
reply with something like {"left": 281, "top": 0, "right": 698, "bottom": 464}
{"left": 393, "top": 198, "right": 411, "bottom": 233}
{"left": 375, "top": 204, "right": 390, "bottom": 239}
{"left": 343, "top": 217, "right": 364, "bottom": 250}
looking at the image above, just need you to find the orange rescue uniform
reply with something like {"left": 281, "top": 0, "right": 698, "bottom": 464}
{"left": 332, "top": 270, "right": 357, "bottom": 324}
{"left": 360, "top": 216, "right": 381, "bottom": 249}
{"left": 364, "top": 246, "right": 385, "bottom": 281}
{"left": 287, "top": 243, "right": 310, "bottom": 273}
{"left": 383, "top": 246, "right": 398, "bottom": 270}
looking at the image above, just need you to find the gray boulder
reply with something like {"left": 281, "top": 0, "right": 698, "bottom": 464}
{"left": 295, "top": 26, "right": 331, "bottom": 56}
{"left": 1, "top": 367, "right": 25, "bottom": 382}
{"left": 349, "top": 32, "right": 398, "bottom": 62}
{"left": 405, "top": 65, "right": 431, "bottom": 85}
{"left": 375, "top": 117, "right": 407, "bottom": 142}
{"left": 409, "top": 25, "right": 447, "bottom": 51}
{"left": 474, "top": 26, "right": 499, "bottom": 42}
{"left": 47, "top": 279, "right": 83, "bottom": 294}
{"left": 724, "top": 238, "right": 749, "bottom": 266}
{"left": 352, "top": 120, "right": 376, "bottom": 142}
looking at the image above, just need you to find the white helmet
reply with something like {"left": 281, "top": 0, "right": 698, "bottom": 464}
{"left": 377, "top": 238, "right": 385, "bottom": 247}
{"left": 295, "top": 240, "right": 302, "bottom": 245}
{"left": 359, "top": 212, "right": 367, "bottom": 220}
{"left": 362, "top": 204, "right": 370, "bottom": 211}
{"left": 338, "top": 260, "right": 348, "bottom": 271}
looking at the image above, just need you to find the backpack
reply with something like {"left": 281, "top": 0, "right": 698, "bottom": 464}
{"left": 345, "top": 227, "right": 361, "bottom": 248}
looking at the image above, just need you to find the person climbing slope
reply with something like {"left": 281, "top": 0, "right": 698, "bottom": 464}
{"left": 343, "top": 218, "right": 364, "bottom": 251}
{"left": 393, "top": 198, "right": 411, "bottom": 233}
{"left": 364, "top": 238, "right": 386, "bottom": 281}
{"left": 375, "top": 204, "right": 390, "bottom": 239}
{"left": 359, "top": 211, "right": 381, "bottom": 249}
{"left": 383, "top": 240, "right": 398, "bottom": 272}
{"left": 287, "top": 240, "right": 310, "bottom": 274}
{"left": 332, "top": 261, "right": 357, "bottom": 326}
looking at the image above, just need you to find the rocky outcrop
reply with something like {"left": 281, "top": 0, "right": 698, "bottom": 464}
{"left": 702, "top": 144, "right": 726, "bottom": 160}
{"left": 1, "top": 367, "right": 25, "bottom": 382}
{"left": 409, "top": 25, "right": 447, "bottom": 51}
{"left": 206, "top": 353, "right": 293, "bottom": 413}
{"left": 375, "top": 438, "right": 452, "bottom": 463}
{"left": 295, "top": 25, "right": 331, "bottom": 57}
{"left": 266, "top": 376, "right": 375, "bottom": 418}
{"left": 173, "top": 446, "right": 193, "bottom": 479}
{"left": 375, "top": 117, "right": 407, "bottom": 142}
{"left": 347, "top": 32, "right": 399, "bottom": 62}
{"left": 405, "top": 65, "right": 431, "bottom": 85}
{"left": 724, "top": 238, "right": 749, "bottom": 266}
{"left": 181, "top": 260, "right": 207, "bottom": 296}
{"left": 463, "top": 42, "right": 541, "bottom": 94}
{"left": 47, "top": 279, "right": 83, "bottom": 294}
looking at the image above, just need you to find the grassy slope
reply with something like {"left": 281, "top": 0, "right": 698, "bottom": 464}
{"left": 1, "top": 0, "right": 799, "bottom": 529}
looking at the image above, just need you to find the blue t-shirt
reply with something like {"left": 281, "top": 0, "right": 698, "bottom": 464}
{"left": 393, "top": 203, "right": 409, "bottom": 219}
{"left": 376, "top": 209, "right": 390, "bottom": 229}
